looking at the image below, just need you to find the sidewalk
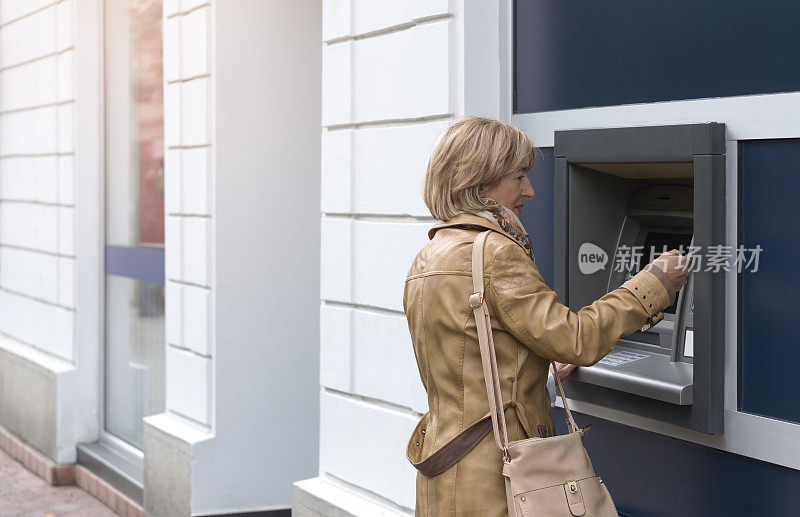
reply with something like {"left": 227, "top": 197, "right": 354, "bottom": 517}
{"left": 0, "top": 447, "right": 115, "bottom": 517}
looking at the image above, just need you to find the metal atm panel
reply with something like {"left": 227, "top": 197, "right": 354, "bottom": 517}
{"left": 554, "top": 124, "right": 726, "bottom": 434}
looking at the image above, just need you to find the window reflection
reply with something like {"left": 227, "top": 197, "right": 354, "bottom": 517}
{"left": 104, "top": 0, "right": 165, "bottom": 449}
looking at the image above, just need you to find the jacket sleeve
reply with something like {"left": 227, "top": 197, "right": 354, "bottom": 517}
{"left": 486, "top": 242, "right": 671, "bottom": 366}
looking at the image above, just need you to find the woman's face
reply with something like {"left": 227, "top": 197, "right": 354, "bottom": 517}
{"left": 480, "top": 169, "right": 535, "bottom": 216}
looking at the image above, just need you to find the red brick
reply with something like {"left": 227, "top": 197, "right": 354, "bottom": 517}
{"left": 0, "top": 448, "right": 115, "bottom": 516}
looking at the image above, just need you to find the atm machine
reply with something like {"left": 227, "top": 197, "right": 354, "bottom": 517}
{"left": 553, "top": 124, "right": 726, "bottom": 434}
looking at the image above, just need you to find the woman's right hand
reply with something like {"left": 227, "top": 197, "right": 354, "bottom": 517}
{"left": 650, "top": 249, "right": 690, "bottom": 291}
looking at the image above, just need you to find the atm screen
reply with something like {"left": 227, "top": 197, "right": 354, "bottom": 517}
{"left": 638, "top": 231, "right": 693, "bottom": 314}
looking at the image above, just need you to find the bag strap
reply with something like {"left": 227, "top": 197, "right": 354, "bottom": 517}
{"left": 470, "top": 231, "right": 579, "bottom": 453}
{"left": 409, "top": 406, "right": 501, "bottom": 477}
{"left": 470, "top": 231, "right": 511, "bottom": 451}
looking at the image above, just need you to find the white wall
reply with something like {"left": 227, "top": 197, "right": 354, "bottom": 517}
{"left": 0, "top": 0, "right": 102, "bottom": 464}
{"left": 308, "top": 0, "right": 503, "bottom": 512}
{"left": 0, "top": 0, "right": 76, "bottom": 361}
{"left": 162, "top": 0, "right": 215, "bottom": 428}
{"left": 147, "top": 1, "right": 322, "bottom": 514}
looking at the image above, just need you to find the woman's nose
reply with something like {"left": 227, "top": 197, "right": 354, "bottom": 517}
{"left": 523, "top": 177, "right": 535, "bottom": 198}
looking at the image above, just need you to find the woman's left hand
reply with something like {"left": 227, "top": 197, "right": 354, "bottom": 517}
{"left": 551, "top": 362, "right": 577, "bottom": 381}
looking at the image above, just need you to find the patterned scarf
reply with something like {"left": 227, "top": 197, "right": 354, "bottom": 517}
{"left": 475, "top": 202, "right": 535, "bottom": 262}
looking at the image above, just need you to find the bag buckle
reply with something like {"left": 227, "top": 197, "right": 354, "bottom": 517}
{"left": 564, "top": 480, "right": 586, "bottom": 516}
{"left": 468, "top": 291, "right": 484, "bottom": 308}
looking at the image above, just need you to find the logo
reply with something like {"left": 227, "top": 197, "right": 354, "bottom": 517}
{"left": 578, "top": 243, "right": 608, "bottom": 275}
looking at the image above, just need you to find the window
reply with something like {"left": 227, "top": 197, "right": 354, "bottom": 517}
{"left": 739, "top": 139, "right": 800, "bottom": 425}
{"left": 514, "top": 0, "right": 800, "bottom": 113}
{"left": 104, "top": 0, "right": 165, "bottom": 449}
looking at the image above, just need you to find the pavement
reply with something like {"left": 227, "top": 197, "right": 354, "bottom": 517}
{"left": 0, "top": 447, "right": 115, "bottom": 517}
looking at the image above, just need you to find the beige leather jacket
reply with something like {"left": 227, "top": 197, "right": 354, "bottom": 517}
{"left": 403, "top": 213, "right": 670, "bottom": 517}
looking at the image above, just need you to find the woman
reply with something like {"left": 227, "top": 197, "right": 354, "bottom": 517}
{"left": 403, "top": 117, "right": 688, "bottom": 516}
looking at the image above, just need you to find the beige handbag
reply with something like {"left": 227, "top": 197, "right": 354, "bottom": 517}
{"left": 469, "top": 230, "right": 618, "bottom": 516}
{"left": 407, "top": 231, "right": 618, "bottom": 515}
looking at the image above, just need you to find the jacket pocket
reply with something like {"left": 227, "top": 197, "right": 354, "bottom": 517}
{"left": 514, "top": 476, "right": 617, "bottom": 517}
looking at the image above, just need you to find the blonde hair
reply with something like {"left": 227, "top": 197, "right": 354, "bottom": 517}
{"left": 423, "top": 117, "right": 536, "bottom": 220}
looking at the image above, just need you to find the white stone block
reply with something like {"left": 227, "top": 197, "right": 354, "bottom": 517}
{"left": 181, "top": 78, "right": 209, "bottom": 146}
{"left": 320, "top": 129, "right": 352, "bottom": 213}
{"left": 58, "top": 257, "right": 74, "bottom": 308}
{"left": 181, "top": 147, "right": 209, "bottom": 215}
{"left": 163, "top": 16, "right": 181, "bottom": 83}
{"left": 0, "top": 203, "right": 36, "bottom": 248}
{"left": 165, "top": 215, "right": 183, "bottom": 281}
{"left": 165, "top": 280, "right": 183, "bottom": 347}
{"left": 0, "top": 6, "right": 55, "bottom": 68}
{"left": 166, "top": 345, "right": 210, "bottom": 424}
{"left": 164, "top": 82, "right": 181, "bottom": 148}
{"left": 410, "top": 21, "right": 450, "bottom": 117}
{"left": 56, "top": 0, "right": 73, "bottom": 52}
{"left": 58, "top": 206, "right": 74, "bottom": 255}
{"left": 164, "top": 149, "right": 182, "bottom": 213}
{"left": 321, "top": 41, "right": 352, "bottom": 127}
{"left": 413, "top": 0, "right": 451, "bottom": 20}
{"left": 0, "top": 108, "right": 57, "bottom": 156}
{"left": 182, "top": 217, "right": 210, "bottom": 286}
{"left": 181, "top": 0, "right": 207, "bottom": 12}
{"left": 322, "top": 0, "right": 351, "bottom": 41}
{"left": 0, "top": 247, "right": 39, "bottom": 298}
{"left": 180, "top": 6, "right": 209, "bottom": 79}
{"left": 0, "top": 248, "right": 23, "bottom": 293}
{"left": 352, "top": 220, "right": 429, "bottom": 311}
{"left": 36, "top": 303, "right": 74, "bottom": 362}
{"left": 56, "top": 50, "right": 73, "bottom": 102}
{"left": 57, "top": 155, "right": 74, "bottom": 205}
{"left": 57, "top": 103, "right": 73, "bottom": 153}
{"left": 164, "top": 0, "right": 181, "bottom": 17}
{"left": 352, "top": 0, "right": 449, "bottom": 35}
{"left": 37, "top": 252, "right": 59, "bottom": 304}
{"left": 353, "top": 120, "right": 447, "bottom": 216}
{"left": 0, "top": 291, "right": 36, "bottom": 345}
{"left": 353, "top": 21, "right": 450, "bottom": 123}
{"left": 35, "top": 155, "right": 59, "bottom": 203}
{"left": 320, "top": 303, "right": 352, "bottom": 392}
{"left": 352, "top": 310, "right": 427, "bottom": 413}
{"left": 182, "top": 284, "right": 210, "bottom": 356}
{"left": 0, "top": 0, "right": 51, "bottom": 25}
{"left": 0, "top": 57, "right": 57, "bottom": 111}
{"left": 320, "top": 217, "right": 352, "bottom": 303}
{"left": 38, "top": 205, "right": 59, "bottom": 253}
{"left": 0, "top": 157, "right": 37, "bottom": 200}
{"left": 320, "top": 392, "right": 418, "bottom": 508}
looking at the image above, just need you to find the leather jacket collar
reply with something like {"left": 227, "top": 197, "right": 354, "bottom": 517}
{"left": 429, "top": 212, "right": 530, "bottom": 256}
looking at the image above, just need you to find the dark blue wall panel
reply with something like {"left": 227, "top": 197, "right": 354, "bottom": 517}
{"left": 739, "top": 139, "right": 800, "bottom": 424}
{"left": 552, "top": 408, "right": 800, "bottom": 517}
{"left": 520, "top": 147, "right": 554, "bottom": 287}
{"left": 514, "top": 1, "right": 800, "bottom": 113}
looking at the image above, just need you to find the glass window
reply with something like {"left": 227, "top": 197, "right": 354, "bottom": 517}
{"left": 104, "top": 0, "right": 165, "bottom": 449}
{"left": 514, "top": 0, "right": 800, "bottom": 113}
{"left": 739, "top": 139, "right": 800, "bottom": 425}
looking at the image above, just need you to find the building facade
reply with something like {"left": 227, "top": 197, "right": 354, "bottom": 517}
{"left": 1, "top": 1, "right": 799, "bottom": 516}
